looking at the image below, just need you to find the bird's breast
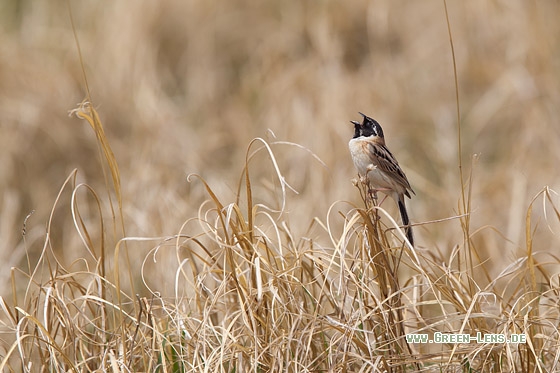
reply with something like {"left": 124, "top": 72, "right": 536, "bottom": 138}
{"left": 348, "top": 138, "right": 373, "bottom": 175}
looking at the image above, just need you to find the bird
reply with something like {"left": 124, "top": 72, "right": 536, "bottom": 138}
{"left": 348, "top": 112, "right": 415, "bottom": 246}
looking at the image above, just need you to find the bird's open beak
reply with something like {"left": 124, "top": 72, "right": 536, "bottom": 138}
{"left": 350, "top": 120, "right": 361, "bottom": 126}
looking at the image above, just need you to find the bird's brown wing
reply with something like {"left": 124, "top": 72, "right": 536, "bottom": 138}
{"left": 368, "top": 142, "right": 415, "bottom": 198}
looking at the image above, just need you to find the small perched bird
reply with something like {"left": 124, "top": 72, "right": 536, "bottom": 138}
{"left": 348, "top": 112, "right": 415, "bottom": 246}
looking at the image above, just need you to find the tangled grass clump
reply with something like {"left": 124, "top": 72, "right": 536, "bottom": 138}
{"left": 2, "top": 105, "right": 560, "bottom": 372}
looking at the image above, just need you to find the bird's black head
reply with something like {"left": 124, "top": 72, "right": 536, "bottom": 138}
{"left": 350, "top": 112, "right": 384, "bottom": 139}
{"left": 359, "top": 112, "right": 384, "bottom": 138}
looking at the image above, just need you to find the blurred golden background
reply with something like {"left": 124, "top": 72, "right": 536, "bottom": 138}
{"left": 1, "top": 0, "right": 560, "bottom": 296}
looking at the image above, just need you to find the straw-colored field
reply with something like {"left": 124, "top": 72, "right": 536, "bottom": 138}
{"left": 2, "top": 1, "right": 560, "bottom": 371}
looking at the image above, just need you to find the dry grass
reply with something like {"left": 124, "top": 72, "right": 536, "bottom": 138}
{"left": 2, "top": 0, "right": 560, "bottom": 372}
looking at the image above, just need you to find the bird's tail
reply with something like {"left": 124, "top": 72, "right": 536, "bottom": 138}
{"left": 397, "top": 198, "right": 414, "bottom": 247}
